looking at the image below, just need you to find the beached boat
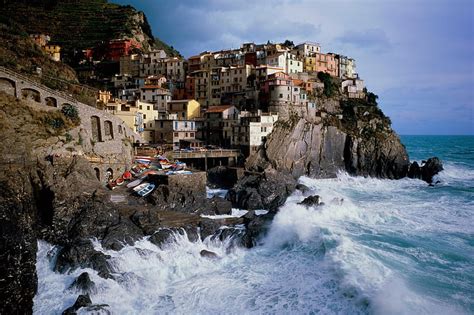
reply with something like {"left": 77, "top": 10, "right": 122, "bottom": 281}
{"left": 126, "top": 178, "right": 143, "bottom": 188}
{"left": 133, "top": 182, "right": 155, "bottom": 197}
{"left": 115, "top": 177, "right": 125, "bottom": 186}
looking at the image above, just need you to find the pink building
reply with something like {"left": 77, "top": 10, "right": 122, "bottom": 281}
{"left": 313, "top": 53, "right": 337, "bottom": 77}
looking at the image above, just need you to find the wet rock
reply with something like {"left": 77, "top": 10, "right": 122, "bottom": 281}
{"left": 62, "top": 294, "right": 92, "bottom": 315}
{"left": 199, "top": 218, "right": 222, "bottom": 240}
{"left": 200, "top": 249, "right": 219, "bottom": 259}
{"left": 228, "top": 168, "right": 296, "bottom": 211}
{"left": 241, "top": 212, "right": 277, "bottom": 248}
{"left": 298, "top": 195, "right": 323, "bottom": 207}
{"left": 149, "top": 229, "right": 175, "bottom": 248}
{"left": 408, "top": 161, "right": 421, "bottom": 179}
{"left": 421, "top": 157, "right": 444, "bottom": 184}
{"left": 408, "top": 157, "right": 443, "bottom": 184}
{"left": 81, "top": 304, "right": 111, "bottom": 315}
{"left": 101, "top": 219, "right": 144, "bottom": 251}
{"left": 55, "top": 240, "right": 113, "bottom": 279}
{"left": 295, "top": 183, "right": 310, "bottom": 193}
{"left": 208, "top": 197, "right": 233, "bottom": 215}
{"left": 68, "top": 272, "right": 96, "bottom": 294}
{"left": 207, "top": 166, "right": 239, "bottom": 189}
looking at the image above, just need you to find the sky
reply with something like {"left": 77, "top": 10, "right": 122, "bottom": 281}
{"left": 113, "top": 0, "right": 474, "bottom": 135}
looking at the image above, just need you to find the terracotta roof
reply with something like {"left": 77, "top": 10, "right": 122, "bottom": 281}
{"left": 205, "top": 105, "right": 234, "bottom": 113}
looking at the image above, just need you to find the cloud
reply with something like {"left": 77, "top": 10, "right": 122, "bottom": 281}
{"left": 336, "top": 28, "right": 392, "bottom": 53}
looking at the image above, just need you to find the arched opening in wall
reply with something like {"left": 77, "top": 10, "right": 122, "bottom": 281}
{"left": 94, "top": 167, "right": 100, "bottom": 181}
{"left": 45, "top": 96, "right": 57, "bottom": 107}
{"left": 21, "top": 88, "right": 41, "bottom": 103}
{"left": 91, "top": 116, "right": 102, "bottom": 142}
{"left": 104, "top": 120, "right": 114, "bottom": 140}
{"left": 105, "top": 168, "right": 113, "bottom": 182}
{"left": 0, "top": 77, "right": 16, "bottom": 96}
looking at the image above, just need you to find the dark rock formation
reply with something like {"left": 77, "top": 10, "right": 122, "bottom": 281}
{"left": 200, "top": 249, "right": 219, "bottom": 259}
{"left": 149, "top": 229, "right": 175, "bottom": 248}
{"left": 295, "top": 183, "right": 310, "bottom": 193}
{"left": 227, "top": 168, "right": 297, "bottom": 211}
{"left": 207, "top": 166, "right": 240, "bottom": 188}
{"left": 62, "top": 294, "right": 92, "bottom": 315}
{"left": 68, "top": 272, "right": 96, "bottom": 295}
{"left": 55, "top": 240, "right": 113, "bottom": 279}
{"left": 200, "top": 218, "right": 223, "bottom": 240}
{"left": 408, "top": 157, "right": 444, "bottom": 184}
{"left": 101, "top": 219, "right": 144, "bottom": 251}
{"left": 298, "top": 195, "right": 323, "bottom": 207}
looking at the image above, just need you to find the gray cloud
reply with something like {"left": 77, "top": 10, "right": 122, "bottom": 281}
{"left": 336, "top": 28, "right": 392, "bottom": 53}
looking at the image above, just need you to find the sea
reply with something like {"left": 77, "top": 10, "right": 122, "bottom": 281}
{"left": 33, "top": 135, "right": 474, "bottom": 315}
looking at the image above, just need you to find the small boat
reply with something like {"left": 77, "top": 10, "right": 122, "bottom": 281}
{"left": 126, "top": 178, "right": 143, "bottom": 188}
{"left": 133, "top": 182, "right": 155, "bottom": 197}
{"left": 122, "top": 171, "right": 132, "bottom": 180}
{"left": 116, "top": 177, "right": 124, "bottom": 186}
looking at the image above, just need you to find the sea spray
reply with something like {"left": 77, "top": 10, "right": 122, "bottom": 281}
{"left": 34, "top": 137, "right": 474, "bottom": 314}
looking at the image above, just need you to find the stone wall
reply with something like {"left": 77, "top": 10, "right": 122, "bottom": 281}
{"left": 0, "top": 66, "right": 144, "bottom": 183}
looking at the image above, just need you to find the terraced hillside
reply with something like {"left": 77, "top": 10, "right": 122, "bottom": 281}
{"left": 2, "top": 0, "right": 179, "bottom": 60}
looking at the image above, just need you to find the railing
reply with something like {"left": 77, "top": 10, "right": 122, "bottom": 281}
{"left": 173, "top": 149, "right": 240, "bottom": 159}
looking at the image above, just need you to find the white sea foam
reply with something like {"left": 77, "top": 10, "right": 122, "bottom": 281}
{"left": 34, "top": 170, "right": 473, "bottom": 314}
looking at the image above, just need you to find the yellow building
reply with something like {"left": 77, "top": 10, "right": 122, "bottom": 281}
{"left": 105, "top": 101, "right": 140, "bottom": 133}
{"left": 44, "top": 44, "right": 61, "bottom": 62}
{"left": 167, "top": 99, "right": 200, "bottom": 120}
{"left": 303, "top": 56, "right": 317, "bottom": 73}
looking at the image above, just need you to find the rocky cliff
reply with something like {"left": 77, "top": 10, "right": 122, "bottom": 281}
{"left": 230, "top": 95, "right": 409, "bottom": 211}
{"left": 248, "top": 97, "right": 408, "bottom": 179}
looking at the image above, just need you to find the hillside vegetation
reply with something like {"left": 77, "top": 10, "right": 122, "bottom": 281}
{"left": 2, "top": 0, "right": 180, "bottom": 59}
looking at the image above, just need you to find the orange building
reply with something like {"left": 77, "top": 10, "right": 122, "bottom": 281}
{"left": 313, "top": 53, "right": 337, "bottom": 77}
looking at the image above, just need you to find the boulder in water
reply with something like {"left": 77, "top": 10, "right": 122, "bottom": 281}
{"left": 55, "top": 240, "right": 113, "bottom": 279}
{"left": 200, "top": 249, "right": 219, "bottom": 259}
{"left": 298, "top": 195, "right": 323, "bottom": 207}
{"left": 149, "top": 229, "right": 175, "bottom": 248}
{"left": 408, "top": 157, "right": 443, "bottom": 184}
{"left": 68, "top": 272, "right": 96, "bottom": 294}
{"left": 295, "top": 183, "right": 310, "bottom": 193}
{"left": 62, "top": 294, "right": 92, "bottom": 315}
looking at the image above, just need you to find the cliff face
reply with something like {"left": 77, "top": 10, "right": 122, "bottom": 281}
{"left": 229, "top": 96, "right": 409, "bottom": 211}
{"left": 248, "top": 97, "right": 409, "bottom": 180}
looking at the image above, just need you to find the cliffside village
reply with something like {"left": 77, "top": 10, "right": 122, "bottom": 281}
{"left": 31, "top": 35, "right": 366, "bottom": 157}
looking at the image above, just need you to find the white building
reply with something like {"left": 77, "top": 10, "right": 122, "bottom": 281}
{"left": 266, "top": 51, "right": 303, "bottom": 74}
{"left": 233, "top": 111, "right": 279, "bottom": 155}
{"left": 293, "top": 42, "right": 321, "bottom": 57}
{"left": 139, "top": 85, "right": 171, "bottom": 112}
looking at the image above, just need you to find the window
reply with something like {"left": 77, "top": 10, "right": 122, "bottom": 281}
{"left": 143, "top": 114, "right": 146, "bottom": 119}
{"left": 147, "top": 106, "right": 150, "bottom": 110}
{"left": 190, "top": 132, "right": 194, "bottom": 137}
{"left": 174, "top": 132, "right": 179, "bottom": 137}
{"left": 279, "top": 93, "right": 283, "bottom": 98}
{"left": 142, "top": 96, "right": 145, "bottom": 100}
{"left": 184, "top": 121, "right": 188, "bottom": 128}
{"left": 175, "top": 121, "right": 178, "bottom": 129}
{"left": 185, "top": 132, "right": 188, "bottom": 137}
{"left": 182, "top": 112, "right": 185, "bottom": 118}
{"left": 160, "top": 121, "right": 163, "bottom": 128}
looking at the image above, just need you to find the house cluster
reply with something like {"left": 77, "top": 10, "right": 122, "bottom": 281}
{"left": 29, "top": 34, "right": 61, "bottom": 62}
{"left": 94, "top": 40, "right": 366, "bottom": 156}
